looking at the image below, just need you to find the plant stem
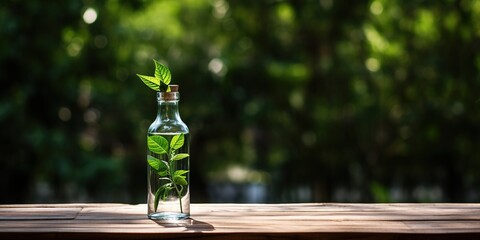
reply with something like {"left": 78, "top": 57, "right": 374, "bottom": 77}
{"left": 174, "top": 184, "right": 183, "bottom": 213}
{"left": 169, "top": 150, "right": 183, "bottom": 213}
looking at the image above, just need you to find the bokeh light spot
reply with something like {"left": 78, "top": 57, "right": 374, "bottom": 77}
{"left": 370, "top": 1, "right": 383, "bottom": 15}
{"left": 58, "top": 107, "right": 71, "bottom": 122}
{"left": 83, "top": 8, "right": 98, "bottom": 24}
{"left": 365, "top": 58, "right": 381, "bottom": 72}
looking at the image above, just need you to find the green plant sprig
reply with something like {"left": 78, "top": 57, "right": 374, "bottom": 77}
{"left": 138, "top": 61, "right": 188, "bottom": 212}
{"left": 147, "top": 134, "right": 189, "bottom": 213}
{"left": 137, "top": 59, "right": 171, "bottom": 92}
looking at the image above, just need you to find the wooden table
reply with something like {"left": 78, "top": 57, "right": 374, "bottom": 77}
{"left": 1, "top": 203, "right": 480, "bottom": 239}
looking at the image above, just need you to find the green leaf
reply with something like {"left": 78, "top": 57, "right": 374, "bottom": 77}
{"left": 147, "top": 155, "right": 161, "bottom": 171}
{"left": 154, "top": 60, "right": 171, "bottom": 92}
{"left": 154, "top": 186, "right": 161, "bottom": 211}
{"left": 174, "top": 170, "right": 189, "bottom": 177}
{"left": 171, "top": 153, "right": 189, "bottom": 161}
{"left": 170, "top": 134, "right": 185, "bottom": 150}
{"left": 154, "top": 60, "right": 171, "bottom": 84}
{"left": 158, "top": 167, "right": 169, "bottom": 177}
{"left": 162, "top": 183, "right": 173, "bottom": 201}
{"left": 147, "top": 155, "right": 169, "bottom": 176}
{"left": 148, "top": 135, "right": 169, "bottom": 154}
{"left": 154, "top": 183, "right": 174, "bottom": 211}
{"left": 173, "top": 175, "right": 188, "bottom": 186}
{"left": 136, "top": 74, "right": 159, "bottom": 91}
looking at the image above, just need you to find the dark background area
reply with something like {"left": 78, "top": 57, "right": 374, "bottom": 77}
{"left": 1, "top": 0, "right": 480, "bottom": 204}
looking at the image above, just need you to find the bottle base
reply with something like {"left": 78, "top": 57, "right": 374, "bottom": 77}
{"left": 148, "top": 212, "right": 190, "bottom": 220}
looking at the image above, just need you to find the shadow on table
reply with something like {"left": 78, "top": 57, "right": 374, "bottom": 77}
{"left": 151, "top": 218, "right": 215, "bottom": 232}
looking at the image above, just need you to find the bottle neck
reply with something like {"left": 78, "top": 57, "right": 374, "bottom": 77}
{"left": 156, "top": 92, "right": 181, "bottom": 122}
{"left": 157, "top": 100, "right": 181, "bottom": 121}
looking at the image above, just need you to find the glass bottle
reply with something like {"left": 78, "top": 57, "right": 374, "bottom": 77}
{"left": 147, "top": 85, "right": 190, "bottom": 220}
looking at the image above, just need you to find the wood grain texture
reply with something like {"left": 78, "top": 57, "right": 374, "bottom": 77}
{"left": 0, "top": 203, "right": 480, "bottom": 239}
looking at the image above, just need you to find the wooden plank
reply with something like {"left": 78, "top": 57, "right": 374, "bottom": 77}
{"left": 0, "top": 203, "right": 480, "bottom": 240}
{"left": 0, "top": 203, "right": 124, "bottom": 208}
{"left": 0, "top": 207, "right": 81, "bottom": 220}
{"left": 191, "top": 204, "right": 480, "bottom": 221}
{"left": 77, "top": 204, "right": 144, "bottom": 220}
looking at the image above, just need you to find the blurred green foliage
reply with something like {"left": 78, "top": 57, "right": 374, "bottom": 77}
{"left": 1, "top": 0, "right": 480, "bottom": 203}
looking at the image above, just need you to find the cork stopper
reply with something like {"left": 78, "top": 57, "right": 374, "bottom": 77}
{"left": 158, "top": 85, "right": 180, "bottom": 101}
{"left": 169, "top": 85, "right": 179, "bottom": 92}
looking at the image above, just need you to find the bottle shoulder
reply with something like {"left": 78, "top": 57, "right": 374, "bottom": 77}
{"left": 148, "top": 119, "right": 189, "bottom": 134}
